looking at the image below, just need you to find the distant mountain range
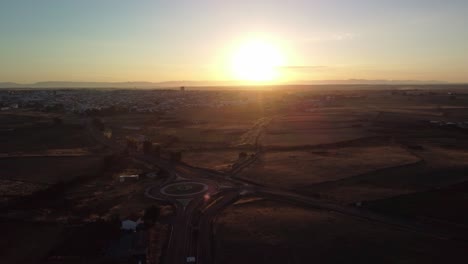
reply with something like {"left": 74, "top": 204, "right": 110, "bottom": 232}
{"left": 0, "top": 79, "right": 452, "bottom": 89}
{"left": 0, "top": 81, "right": 204, "bottom": 89}
{"left": 293, "top": 79, "right": 450, "bottom": 85}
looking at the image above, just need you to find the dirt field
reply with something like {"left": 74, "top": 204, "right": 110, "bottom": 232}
{"left": 214, "top": 199, "right": 467, "bottom": 264}
{"left": 160, "top": 127, "right": 244, "bottom": 146}
{"left": 161, "top": 105, "right": 266, "bottom": 148}
{"left": 262, "top": 130, "right": 372, "bottom": 146}
{"left": 0, "top": 179, "right": 48, "bottom": 198}
{"left": 0, "top": 112, "right": 93, "bottom": 152}
{"left": 238, "top": 145, "right": 419, "bottom": 189}
{"left": 59, "top": 160, "right": 170, "bottom": 221}
{"left": 366, "top": 180, "right": 468, "bottom": 228}
{"left": 0, "top": 222, "right": 64, "bottom": 264}
{"left": 169, "top": 104, "right": 267, "bottom": 123}
{"left": 304, "top": 145, "right": 468, "bottom": 203}
{"left": 4, "top": 88, "right": 468, "bottom": 264}
{"left": 102, "top": 106, "right": 261, "bottom": 149}
{"left": 183, "top": 150, "right": 241, "bottom": 171}
{"left": 0, "top": 156, "right": 103, "bottom": 184}
{"left": 262, "top": 112, "right": 374, "bottom": 147}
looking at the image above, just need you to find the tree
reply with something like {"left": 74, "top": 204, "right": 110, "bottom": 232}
{"left": 143, "top": 140, "right": 153, "bottom": 154}
{"left": 170, "top": 151, "right": 182, "bottom": 162}
{"left": 108, "top": 213, "right": 121, "bottom": 234}
{"left": 238, "top": 152, "right": 247, "bottom": 159}
{"left": 52, "top": 117, "right": 63, "bottom": 125}
{"left": 153, "top": 143, "right": 161, "bottom": 157}
{"left": 143, "top": 205, "right": 160, "bottom": 226}
{"left": 122, "top": 147, "right": 130, "bottom": 156}
{"left": 92, "top": 117, "right": 105, "bottom": 131}
{"left": 126, "top": 138, "right": 138, "bottom": 151}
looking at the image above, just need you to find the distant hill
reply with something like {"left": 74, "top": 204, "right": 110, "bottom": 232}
{"left": 0, "top": 82, "right": 23, "bottom": 88}
{"left": 0, "top": 79, "right": 452, "bottom": 89}
{"left": 0, "top": 81, "right": 240, "bottom": 89}
{"left": 296, "top": 79, "right": 449, "bottom": 85}
{"left": 0, "top": 81, "right": 167, "bottom": 89}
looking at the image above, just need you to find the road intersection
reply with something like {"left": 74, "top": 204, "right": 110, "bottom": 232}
{"left": 87, "top": 118, "right": 463, "bottom": 264}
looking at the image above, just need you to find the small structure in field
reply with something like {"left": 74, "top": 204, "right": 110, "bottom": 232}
{"left": 119, "top": 174, "right": 139, "bottom": 183}
{"left": 121, "top": 218, "right": 144, "bottom": 232}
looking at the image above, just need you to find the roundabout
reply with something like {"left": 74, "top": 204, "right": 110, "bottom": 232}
{"left": 160, "top": 181, "right": 209, "bottom": 198}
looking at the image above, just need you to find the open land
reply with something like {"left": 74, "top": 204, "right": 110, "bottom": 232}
{"left": 214, "top": 199, "right": 467, "bottom": 264}
{"left": 1, "top": 85, "right": 468, "bottom": 263}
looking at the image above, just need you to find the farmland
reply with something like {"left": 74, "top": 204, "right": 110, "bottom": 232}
{"left": 2, "top": 86, "right": 468, "bottom": 263}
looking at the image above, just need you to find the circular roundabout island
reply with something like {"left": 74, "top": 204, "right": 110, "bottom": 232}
{"left": 160, "top": 181, "right": 209, "bottom": 198}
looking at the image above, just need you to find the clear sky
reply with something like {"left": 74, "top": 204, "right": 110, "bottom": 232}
{"left": 1, "top": 0, "right": 468, "bottom": 83}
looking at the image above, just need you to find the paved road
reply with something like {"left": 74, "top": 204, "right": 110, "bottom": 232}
{"left": 196, "top": 191, "right": 239, "bottom": 264}
{"left": 87, "top": 117, "right": 465, "bottom": 264}
{"left": 146, "top": 159, "right": 468, "bottom": 264}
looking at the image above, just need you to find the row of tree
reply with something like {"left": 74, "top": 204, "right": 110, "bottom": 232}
{"left": 126, "top": 138, "right": 182, "bottom": 162}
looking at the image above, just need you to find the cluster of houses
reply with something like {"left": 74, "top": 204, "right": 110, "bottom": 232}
{"left": 0, "top": 89, "right": 253, "bottom": 114}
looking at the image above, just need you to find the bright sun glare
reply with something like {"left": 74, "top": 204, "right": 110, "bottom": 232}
{"left": 231, "top": 39, "right": 285, "bottom": 82}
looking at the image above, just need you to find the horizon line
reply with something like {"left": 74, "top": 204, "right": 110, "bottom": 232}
{"left": 1, "top": 79, "right": 462, "bottom": 87}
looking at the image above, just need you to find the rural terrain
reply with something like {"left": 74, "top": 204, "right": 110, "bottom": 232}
{"left": 1, "top": 85, "right": 468, "bottom": 263}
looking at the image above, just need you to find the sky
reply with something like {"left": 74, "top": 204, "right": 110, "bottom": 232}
{"left": 1, "top": 0, "right": 468, "bottom": 83}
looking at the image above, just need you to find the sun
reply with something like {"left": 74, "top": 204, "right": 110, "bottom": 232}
{"left": 231, "top": 39, "right": 285, "bottom": 82}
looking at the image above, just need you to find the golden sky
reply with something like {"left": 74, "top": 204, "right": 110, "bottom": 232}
{"left": 1, "top": 0, "right": 468, "bottom": 83}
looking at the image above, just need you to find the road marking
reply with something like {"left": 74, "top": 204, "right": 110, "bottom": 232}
{"left": 177, "top": 198, "right": 193, "bottom": 208}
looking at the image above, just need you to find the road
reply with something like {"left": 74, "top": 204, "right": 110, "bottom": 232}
{"left": 86, "top": 117, "right": 465, "bottom": 264}
{"left": 145, "top": 156, "right": 463, "bottom": 264}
